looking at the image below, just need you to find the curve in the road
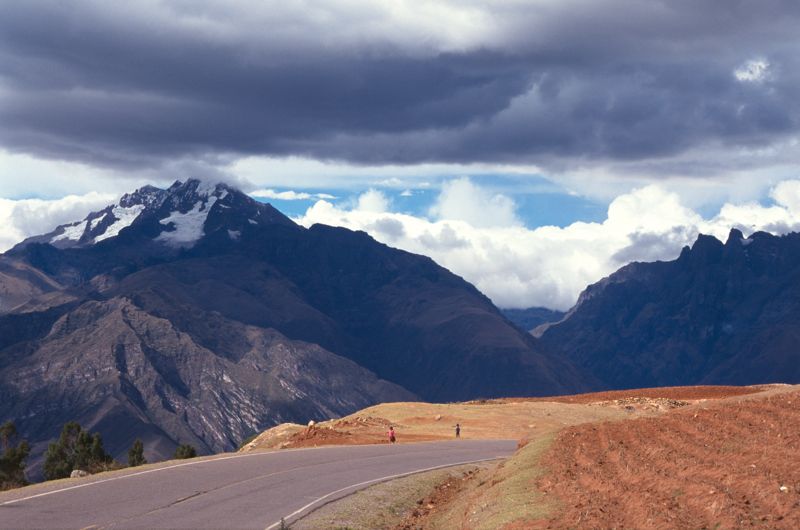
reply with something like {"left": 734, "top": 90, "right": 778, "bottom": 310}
{"left": 0, "top": 440, "right": 516, "bottom": 529}
{"left": 268, "top": 455, "right": 503, "bottom": 529}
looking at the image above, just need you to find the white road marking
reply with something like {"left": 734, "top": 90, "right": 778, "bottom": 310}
{"left": 0, "top": 451, "right": 283, "bottom": 507}
{"left": 0, "top": 441, "right": 510, "bottom": 508}
{"left": 265, "top": 456, "right": 504, "bottom": 530}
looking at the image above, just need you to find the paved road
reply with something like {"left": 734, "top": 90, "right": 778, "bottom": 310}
{"left": 0, "top": 440, "right": 515, "bottom": 529}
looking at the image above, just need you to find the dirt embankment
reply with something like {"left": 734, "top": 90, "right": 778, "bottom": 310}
{"left": 534, "top": 388, "right": 800, "bottom": 529}
{"left": 478, "top": 385, "right": 764, "bottom": 405}
{"left": 240, "top": 398, "right": 634, "bottom": 453}
{"left": 244, "top": 386, "right": 757, "bottom": 453}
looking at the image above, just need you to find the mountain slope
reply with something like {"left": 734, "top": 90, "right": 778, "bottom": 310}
{"left": 501, "top": 307, "right": 565, "bottom": 333}
{"left": 0, "top": 179, "right": 587, "bottom": 474}
{"left": 539, "top": 229, "right": 800, "bottom": 389}
{"left": 0, "top": 296, "right": 413, "bottom": 477}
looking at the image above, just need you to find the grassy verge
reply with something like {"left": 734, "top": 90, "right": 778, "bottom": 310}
{"left": 290, "top": 463, "right": 491, "bottom": 530}
{"left": 426, "top": 434, "right": 557, "bottom": 529}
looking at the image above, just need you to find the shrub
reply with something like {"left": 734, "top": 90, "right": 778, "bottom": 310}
{"left": 0, "top": 421, "right": 30, "bottom": 490}
{"left": 174, "top": 444, "right": 197, "bottom": 459}
{"left": 43, "top": 421, "right": 115, "bottom": 480}
{"left": 128, "top": 439, "right": 147, "bottom": 467}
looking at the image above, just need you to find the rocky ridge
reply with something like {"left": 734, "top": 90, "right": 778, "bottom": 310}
{"left": 539, "top": 228, "right": 800, "bottom": 389}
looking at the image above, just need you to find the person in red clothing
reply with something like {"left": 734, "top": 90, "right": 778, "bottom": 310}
{"left": 387, "top": 426, "right": 396, "bottom": 443}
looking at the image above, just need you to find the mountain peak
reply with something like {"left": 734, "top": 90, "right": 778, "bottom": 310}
{"left": 725, "top": 228, "right": 745, "bottom": 246}
{"left": 11, "top": 179, "right": 295, "bottom": 252}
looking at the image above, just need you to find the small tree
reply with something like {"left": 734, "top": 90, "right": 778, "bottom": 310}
{"left": 0, "top": 421, "right": 30, "bottom": 490}
{"left": 43, "top": 421, "right": 115, "bottom": 480}
{"left": 174, "top": 444, "right": 197, "bottom": 459}
{"left": 128, "top": 439, "right": 146, "bottom": 467}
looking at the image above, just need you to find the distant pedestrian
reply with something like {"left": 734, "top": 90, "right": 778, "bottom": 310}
{"left": 455, "top": 423, "right": 461, "bottom": 438}
{"left": 387, "top": 426, "right": 396, "bottom": 444}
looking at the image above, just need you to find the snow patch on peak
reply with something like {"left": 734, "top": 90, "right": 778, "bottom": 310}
{"left": 51, "top": 220, "right": 88, "bottom": 243}
{"left": 95, "top": 204, "right": 145, "bottom": 243}
{"left": 191, "top": 179, "right": 231, "bottom": 198}
{"left": 194, "top": 180, "right": 219, "bottom": 197}
{"left": 156, "top": 197, "right": 218, "bottom": 247}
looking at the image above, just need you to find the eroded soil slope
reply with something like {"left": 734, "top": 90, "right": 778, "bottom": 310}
{"left": 536, "top": 387, "right": 800, "bottom": 529}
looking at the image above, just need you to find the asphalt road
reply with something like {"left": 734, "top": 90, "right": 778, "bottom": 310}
{"left": 0, "top": 440, "right": 516, "bottom": 529}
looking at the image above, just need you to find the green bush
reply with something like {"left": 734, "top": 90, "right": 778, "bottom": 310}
{"left": 174, "top": 443, "right": 197, "bottom": 459}
{"left": 43, "top": 421, "right": 115, "bottom": 480}
{"left": 0, "top": 421, "right": 30, "bottom": 490}
{"left": 128, "top": 439, "right": 146, "bottom": 467}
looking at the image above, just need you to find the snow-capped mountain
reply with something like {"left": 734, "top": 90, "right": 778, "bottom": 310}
{"left": 18, "top": 179, "right": 292, "bottom": 250}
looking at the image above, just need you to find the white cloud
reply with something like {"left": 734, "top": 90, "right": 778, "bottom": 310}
{"left": 357, "top": 189, "right": 391, "bottom": 213}
{"left": 250, "top": 189, "right": 336, "bottom": 200}
{"left": 297, "top": 179, "right": 800, "bottom": 311}
{"left": 0, "top": 192, "right": 117, "bottom": 252}
{"left": 734, "top": 59, "right": 771, "bottom": 83}
{"left": 771, "top": 180, "right": 800, "bottom": 213}
{"left": 429, "top": 177, "right": 520, "bottom": 228}
{"left": 0, "top": 150, "right": 139, "bottom": 198}
{"left": 229, "top": 155, "right": 544, "bottom": 191}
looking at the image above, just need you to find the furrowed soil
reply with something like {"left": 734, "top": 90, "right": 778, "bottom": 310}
{"left": 532, "top": 386, "right": 800, "bottom": 529}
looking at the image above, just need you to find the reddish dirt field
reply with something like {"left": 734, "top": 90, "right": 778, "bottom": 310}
{"left": 533, "top": 388, "right": 800, "bottom": 529}
{"left": 482, "top": 385, "right": 765, "bottom": 405}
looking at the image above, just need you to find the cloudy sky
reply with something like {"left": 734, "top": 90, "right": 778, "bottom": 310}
{"left": 2, "top": 1, "right": 800, "bottom": 309}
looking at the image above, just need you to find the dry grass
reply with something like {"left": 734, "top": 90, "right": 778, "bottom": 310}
{"left": 292, "top": 464, "right": 489, "bottom": 530}
{"left": 422, "top": 435, "right": 557, "bottom": 530}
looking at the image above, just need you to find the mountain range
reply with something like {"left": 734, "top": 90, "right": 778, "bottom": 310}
{"left": 0, "top": 179, "right": 585, "bottom": 475}
{"left": 538, "top": 228, "right": 800, "bottom": 389}
{"left": 4, "top": 178, "right": 799, "bottom": 479}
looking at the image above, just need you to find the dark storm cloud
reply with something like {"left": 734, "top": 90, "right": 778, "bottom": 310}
{"left": 1, "top": 0, "right": 799, "bottom": 172}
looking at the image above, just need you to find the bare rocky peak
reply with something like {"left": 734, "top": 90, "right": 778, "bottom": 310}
{"left": 118, "top": 184, "right": 169, "bottom": 209}
{"left": 539, "top": 229, "right": 800, "bottom": 390}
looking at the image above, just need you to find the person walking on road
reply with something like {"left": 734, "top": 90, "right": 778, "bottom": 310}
{"left": 387, "top": 426, "right": 396, "bottom": 444}
{"left": 455, "top": 423, "right": 461, "bottom": 438}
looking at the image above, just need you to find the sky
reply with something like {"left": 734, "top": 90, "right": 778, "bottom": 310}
{"left": 1, "top": 1, "right": 800, "bottom": 310}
